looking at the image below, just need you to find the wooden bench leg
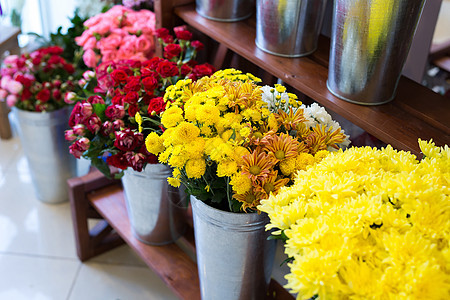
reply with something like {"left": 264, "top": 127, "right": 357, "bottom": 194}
{"left": 0, "top": 101, "right": 12, "bottom": 140}
{"left": 67, "top": 169, "right": 125, "bottom": 261}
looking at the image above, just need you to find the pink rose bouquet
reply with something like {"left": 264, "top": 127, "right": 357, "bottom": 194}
{"left": 66, "top": 27, "right": 215, "bottom": 177}
{"left": 0, "top": 46, "right": 77, "bottom": 112}
{"left": 75, "top": 5, "right": 156, "bottom": 68}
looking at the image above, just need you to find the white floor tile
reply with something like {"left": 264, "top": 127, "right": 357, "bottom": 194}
{"left": 88, "top": 244, "right": 147, "bottom": 267}
{"left": 0, "top": 169, "right": 77, "bottom": 259}
{"left": 69, "top": 262, "right": 178, "bottom": 300}
{"left": 0, "top": 253, "right": 79, "bottom": 300}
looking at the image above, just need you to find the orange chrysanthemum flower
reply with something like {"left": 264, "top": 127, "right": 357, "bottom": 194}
{"left": 256, "top": 171, "right": 290, "bottom": 198}
{"left": 262, "top": 132, "right": 299, "bottom": 161}
{"left": 233, "top": 188, "right": 267, "bottom": 211}
{"left": 240, "top": 149, "right": 277, "bottom": 183}
{"left": 275, "top": 107, "right": 306, "bottom": 131}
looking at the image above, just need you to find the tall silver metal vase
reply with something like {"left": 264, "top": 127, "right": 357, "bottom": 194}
{"left": 190, "top": 196, "right": 276, "bottom": 300}
{"left": 255, "top": 0, "right": 328, "bottom": 57}
{"left": 196, "top": 0, "right": 255, "bottom": 22}
{"left": 12, "top": 106, "right": 77, "bottom": 204}
{"left": 327, "top": 0, "right": 426, "bottom": 105}
{"left": 122, "top": 164, "right": 187, "bottom": 245}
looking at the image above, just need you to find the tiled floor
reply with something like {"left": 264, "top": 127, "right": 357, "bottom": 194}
{"left": 0, "top": 118, "right": 178, "bottom": 300}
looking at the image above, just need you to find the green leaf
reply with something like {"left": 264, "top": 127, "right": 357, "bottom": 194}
{"left": 90, "top": 156, "right": 112, "bottom": 179}
{"left": 92, "top": 103, "right": 107, "bottom": 121}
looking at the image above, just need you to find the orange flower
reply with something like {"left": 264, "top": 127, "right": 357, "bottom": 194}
{"left": 262, "top": 132, "right": 299, "bottom": 161}
{"left": 256, "top": 171, "right": 290, "bottom": 198}
{"left": 240, "top": 149, "right": 277, "bottom": 183}
{"left": 275, "top": 107, "right": 306, "bottom": 131}
{"left": 233, "top": 188, "right": 267, "bottom": 211}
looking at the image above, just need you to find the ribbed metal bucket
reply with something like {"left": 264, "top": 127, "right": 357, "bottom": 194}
{"left": 191, "top": 196, "right": 276, "bottom": 300}
{"left": 255, "top": 0, "right": 328, "bottom": 57}
{"left": 122, "top": 164, "right": 187, "bottom": 245}
{"left": 327, "top": 0, "right": 426, "bottom": 105}
{"left": 196, "top": 0, "right": 255, "bottom": 22}
{"left": 12, "top": 106, "right": 77, "bottom": 204}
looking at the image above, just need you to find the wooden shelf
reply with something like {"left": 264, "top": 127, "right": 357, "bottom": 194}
{"left": 174, "top": 4, "right": 450, "bottom": 156}
{"left": 69, "top": 169, "right": 295, "bottom": 300}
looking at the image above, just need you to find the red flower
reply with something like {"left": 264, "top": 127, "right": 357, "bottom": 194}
{"left": 180, "top": 64, "right": 192, "bottom": 76}
{"left": 63, "top": 63, "right": 75, "bottom": 74}
{"left": 143, "top": 57, "right": 163, "bottom": 70}
{"left": 106, "top": 153, "right": 128, "bottom": 170}
{"left": 124, "top": 152, "right": 146, "bottom": 172}
{"left": 155, "top": 28, "right": 170, "bottom": 39}
{"left": 114, "top": 129, "right": 142, "bottom": 151}
{"left": 21, "top": 89, "right": 32, "bottom": 101}
{"left": 36, "top": 89, "right": 51, "bottom": 102}
{"left": 147, "top": 97, "right": 165, "bottom": 115}
{"left": 111, "top": 94, "right": 124, "bottom": 106}
{"left": 175, "top": 30, "right": 193, "bottom": 41}
{"left": 156, "top": 61, "right": 178, "bottom": 78}
{"left": 164, "top": 44, "right": 182, "bottom": 60}
{"left": 128, "top": 103, "right": 139, "bottom": 117}
{"left": 111, "top": 69, "right": 128, "bottom": 85}
{"left": 142, "top": 76, "right": 158, "bottom": 92}
{"left": 105, "top": 104, "right": 125, "bottom": 120}
{"left": 101, "top": 121, "right": 114, "bottom": 136}
{"left": 52, "top": 89, "right": 62, "bottom": 100}
{"left": 191, "top": 40, "right": 204, "bottom": 51}
{"left": 87, "top": 95, "right": 105, "bottom": 104}
{"left": 192, "top": 63, "right": 216, "bottom": 79}
{"left": 124, "top": 91, "right": 139, "bottom": 104}
{"left": 124, "top": 77, "right": 141, "bottom": 92}
{"left": 69, "top": 137, "right": 90, "bottom": 159}
{"left": 86, "top": 116, "right": 102, "bottom": 134}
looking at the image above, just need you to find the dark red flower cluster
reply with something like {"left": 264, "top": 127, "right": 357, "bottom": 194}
{"left": 0, "top": 46, "right": 76, "bottom": 112}
{"left": 66, "top": 27, "right": 215, "bottom": 175}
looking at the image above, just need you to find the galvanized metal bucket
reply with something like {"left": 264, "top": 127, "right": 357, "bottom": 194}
{"left": 190, "top": 196, "right": 276, "bottom": 300}
{"left": 196, "top": 0, "right": 255, "bottom": 22}
{"left": 255, "top": 0, "right": 328, "bottom": 57}
{"left": 327, "top": 0, "right": 426, "bottom": 105}
{"left": 122, "top": 164, "right": 187, "bottom": 245}
{"left": 12, "top": 106, "right": 77, "bottom": 204}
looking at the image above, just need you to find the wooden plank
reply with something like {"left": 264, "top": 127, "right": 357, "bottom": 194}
{"left": 88, "top": 185, "right": 201, "bottom": 300}
{"left": 174, "top": 4, "right": 450, "bottom": 156}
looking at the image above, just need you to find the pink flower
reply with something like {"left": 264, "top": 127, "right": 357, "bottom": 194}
{"left": 83, "top": 37, "right": 97, "bottom": 51}
{"left": 135, "top": 35, "right": 153, "bottom": 53}
{"left": 64, "top": 130, "right": 77, "bottom": 142}
{"left": 0, "top": 89, "right": 7, "bottom": 100}
{"left": 105, "top": 104, "right": 125, "bottom": 120}
{"left": 83, "top": 49, "right": 99, "bottom": 68}
{"left": 124, "top": 151, "right": 146, "bottom": 172}
{"left": 6, "top": 94, "right": 18, "bottom": 107}
{"left": 101, "top": 121, "right": 114, "bottom": 136}
{"left": 69, "top": 137, "right": 90, "bottom": 159}
{"left": 82, "top": 70, "right": 95, "bottom": 81}
{"left": 86, "top": 116, "right": 102, "bottom": 134}
{"left": 73, "top": 124, "right": 87, "bottom": 136}
{"left": 64, "top": 92, "right": 77, "bottom": 104}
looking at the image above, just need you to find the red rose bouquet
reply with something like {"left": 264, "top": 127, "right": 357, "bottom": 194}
{"left": 0, "top": 46, "right": 77, "bottom": 112}
{"left": 66, "top": 27, "right": 215, "bottom": 177}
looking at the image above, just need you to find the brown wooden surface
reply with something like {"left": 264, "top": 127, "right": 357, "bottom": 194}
{"left": 175, "top": 4, "right": 450, "bottom": 156}
{"left": 87, "top": 184, "right": 202, "bottom": 300}
{"left": 0, "top": 26, "right": 21, "bottom": 55}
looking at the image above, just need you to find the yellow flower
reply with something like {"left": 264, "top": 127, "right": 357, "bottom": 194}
{"left": 295, "top": 152, "right": 315, "bottom": 171}
{"left": 145, "top": 132, "right": 165, "bottom": 154}
{"left": 279, "top": 157, "right": 297, "bottom": 176}
{"left": 185, "top": 158, "right": 206, "bottom": 179}
{"left": 167, "top": 177, "right": 181, "bottom": 187}
{"left": 172, "top": 122, "right": 200, "bottom": 145}
{"left": 217, "top": 159, "right": 238, "bottom": 177}
{"left": 230, "top": 172, "right": 252, "bottom": 194}
{"left": 196, "top": 103, "right": 221, "bottom": 126}
{"left": 240, "top": 149, "right": 277, "bottom": 183}
{"left": 161, "top": 106, "right": 184, "bottom": 128}
{"left": 135, "top": 112, "right": 143, "bottom": 133}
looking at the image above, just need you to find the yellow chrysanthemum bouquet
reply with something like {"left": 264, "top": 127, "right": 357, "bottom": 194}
{"left": 258, "top": 140, "right": 450, "bottom": 299}
{"left": 145, "top": 68, "right": 349, "bottom": 212}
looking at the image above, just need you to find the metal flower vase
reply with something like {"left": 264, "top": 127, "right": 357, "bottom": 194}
{"left": 122, "top": 164, "right": 187, "bottom": 245}
{"left": 12, "top": 106, "right": 77, "bottom": 204}
{"left": 196, "top": 0, "right": 255, "bottom": 22}
{"left": 255, "top": 0, "right": 328, "bottom": 57}
{"left": 327, "top": 0, "right": 426, "bottom": 105}
{"left": 190, "top": 196, "right": 277, "bottom": 300}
